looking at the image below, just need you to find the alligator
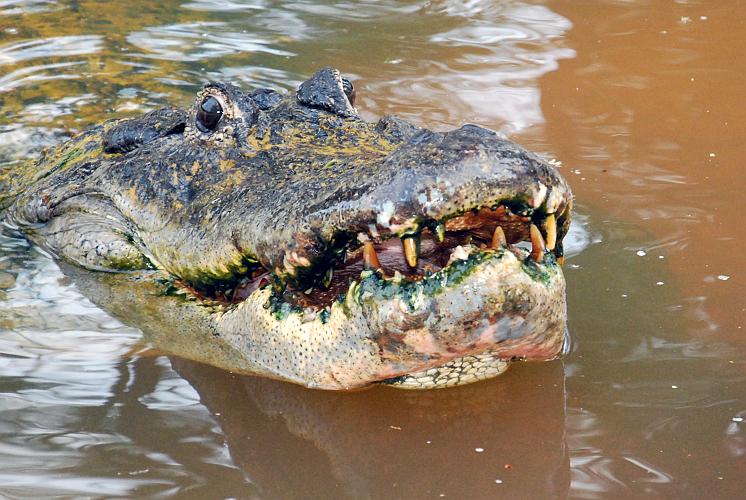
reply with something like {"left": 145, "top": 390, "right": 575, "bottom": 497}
{"left": 0, "top": 67, "right": 572, "bottom": 390}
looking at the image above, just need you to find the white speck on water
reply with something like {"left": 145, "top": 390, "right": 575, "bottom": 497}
{"left": 475, "top": 447, "right": 485, "bottom": 453}
{"left": 671, "top": 385, "right": 678, "bottom": 389}
{"left": 700, "top": 15, "right": 708, "bottom": 20}
{"left": 571, "top": 264, "right": 580, "bottom": 269}
{"left": 680, "top": 16, "right": 692, "bottom": 24}
{"left": 573, "top": 169, "right": 581, "bottom": 175}
{"left": 656, "top": 281, "right": 665, "bottom": 286}
{"left": 621, "top": 294, "right": 628, "bottom": 298}
{"left": 717, "top": 275, "right": 730, "bottom": 281}
{"left": 495, "top": 479, "right": 503, "bottom": 484}
{"left": 709, "top": 152, "right": 716, "bottom": 158}
{"left": 637, "top": 250, "right": 647, "bottom": 257}
{"left": 732, "top": 417, "right": 744, "bottom": 423}
{"left": 5, "top": 27, "right": 18, "bottom": 34}
{"left": 659, "top": 255, "right": 665, "bottom": 259}
{"left": 426, "top": 440, "right": 432, "bottom": 444}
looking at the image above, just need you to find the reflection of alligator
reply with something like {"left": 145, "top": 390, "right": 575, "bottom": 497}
{"left": 1, "top": 67, "right": 572, "bottom": 389}
{"left": 171, "top": 356, "right": 569, "bottom": 499}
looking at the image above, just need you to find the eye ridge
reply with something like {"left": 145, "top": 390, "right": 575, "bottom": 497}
{"left": 196, "top": 95, "right": 224, "bottom": 133}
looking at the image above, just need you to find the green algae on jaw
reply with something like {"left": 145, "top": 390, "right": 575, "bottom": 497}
{"left": 266, "top": 248, "right": 561, "bottom": 323}
{"left": 521, "top": 255, "right": 557, "bottom": 285}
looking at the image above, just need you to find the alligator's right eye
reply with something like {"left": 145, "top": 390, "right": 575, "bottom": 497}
{"left": 196, "top": 95, "right": 223, "bottom": 133}
{"left": 341, "top": 78, "right": 356, "bottom": 106}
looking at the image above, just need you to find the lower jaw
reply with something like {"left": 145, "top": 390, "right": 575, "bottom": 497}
{"left": 218, "top": 246, "right": 567, "bottom": 390}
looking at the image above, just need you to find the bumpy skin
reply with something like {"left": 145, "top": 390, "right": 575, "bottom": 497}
{"left": 1, "top": 68, "right": 573, "bottom": 390}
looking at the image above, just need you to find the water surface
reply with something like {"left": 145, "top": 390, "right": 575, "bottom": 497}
{"left": 0, "top": 0, "right": 744, "bottom": 497}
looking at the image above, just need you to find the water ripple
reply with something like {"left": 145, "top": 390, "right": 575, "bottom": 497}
{"left": 0, "top": 0, "right": 59, "bottom": 17}
{"left": 127, "top": 22, "right": 293, "bottom": 62}
{"left": 0, "top": 35, "right": 103, "bottom": 65}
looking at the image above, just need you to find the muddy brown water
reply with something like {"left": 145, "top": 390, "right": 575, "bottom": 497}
{"left": 1, "top": 1, "right": 744, "bottom": 498}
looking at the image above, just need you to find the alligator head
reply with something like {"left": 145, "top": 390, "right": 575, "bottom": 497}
{"left": 3, "top": 67, "right": 572, "bottom": 389}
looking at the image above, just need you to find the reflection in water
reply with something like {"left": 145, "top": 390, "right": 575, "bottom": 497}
{"left": 172, "top": 358, "right": 568, "bottom": 499}
{"left": 1, "top": 0, "right": 746, "bottom": 497}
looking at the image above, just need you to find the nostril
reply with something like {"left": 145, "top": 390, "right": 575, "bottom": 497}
{"left": 457, "top": 123, "right": 498, "bottom": 138}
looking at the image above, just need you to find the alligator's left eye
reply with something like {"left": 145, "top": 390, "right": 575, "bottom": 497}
{"left": 196, "top": 95, "right": 223, "bottom": 133}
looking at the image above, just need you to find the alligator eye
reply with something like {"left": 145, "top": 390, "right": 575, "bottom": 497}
{"left": 342, "top": 78, "right": 356, "bottom": 106}
{"left": 196, "top": 95, "right": 223, "bottom": 133}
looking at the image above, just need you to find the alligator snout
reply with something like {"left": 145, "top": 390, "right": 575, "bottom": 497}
{"left": 4, "top": 67, "right": 572, "bottom": 389}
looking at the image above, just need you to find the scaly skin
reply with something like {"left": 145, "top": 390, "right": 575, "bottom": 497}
{"left": 0, "top": 68, "right": 572, "bottom": 389}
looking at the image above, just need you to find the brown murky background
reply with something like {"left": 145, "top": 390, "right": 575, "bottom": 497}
{"left": 1, "top": 0, "right": 745, "bottom": 497}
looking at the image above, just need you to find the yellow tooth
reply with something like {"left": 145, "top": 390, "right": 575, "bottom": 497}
{"left": 402, "top": 235, "right": 419, "bottom": 268}
{"left": 363, "top": 241, "right": 381, "bottom": 270}
{"left": 530, "top": 224, "right": 545, "bottom": 262}
{"left": 322, "top": 267, "right": 334, "bottom": 288}
{"left": 545, "top": 213, "right": 557, "bottom": 251}
{"left": 557, "top": 256, "right": 565, "bottom": 266}
{"left": 491, "top": 226, "right": 507, "bottom": 248}
{"left": 434, "top": 222, "right": 446, "bottom": 243}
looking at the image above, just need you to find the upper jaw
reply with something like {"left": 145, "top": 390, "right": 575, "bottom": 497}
{"left": 163, "top": 122, "right": 572, "bottom": 308}
{"left": 241, "top": 124, "right": 571, "bottom": 283}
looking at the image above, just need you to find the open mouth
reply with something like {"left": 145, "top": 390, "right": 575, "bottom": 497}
{"left": 175, "top": 198, "right": 570, "bottom": 315}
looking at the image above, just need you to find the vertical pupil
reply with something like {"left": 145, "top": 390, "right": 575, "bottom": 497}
{"left": 196, "top": 95, "right": 223, "bottom": 132}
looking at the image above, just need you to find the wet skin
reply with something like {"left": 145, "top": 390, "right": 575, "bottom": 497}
{"left": 0, "top": 68, "right": 572, "bottom": 389}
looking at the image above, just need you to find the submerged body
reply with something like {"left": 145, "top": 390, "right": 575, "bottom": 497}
{"left": 0, "top": 68, "right": 572, "bottom": 389}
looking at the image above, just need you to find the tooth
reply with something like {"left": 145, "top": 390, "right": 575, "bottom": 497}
{"left": 491, "top": 226, "right": 507, "bottom": 248}
{"left": 402, "top": 235, "right": 419, "bottom": 268}
{"left": 545, "top": 214, "right": 557, "bottom": 251}
{"left": 434, "top": 222, "right": 446, "bottom": 243}
{"left": 557, "top": 256, "right": 565, "bottom": 266}
{"left": 363, "top": 241, "right": 381, "bottom": 270}
{"left": 322, "top": 267, "right": 334, "bottom": 288}
{"left": 530, "top": 224, "right": 545, "bottom": 262}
